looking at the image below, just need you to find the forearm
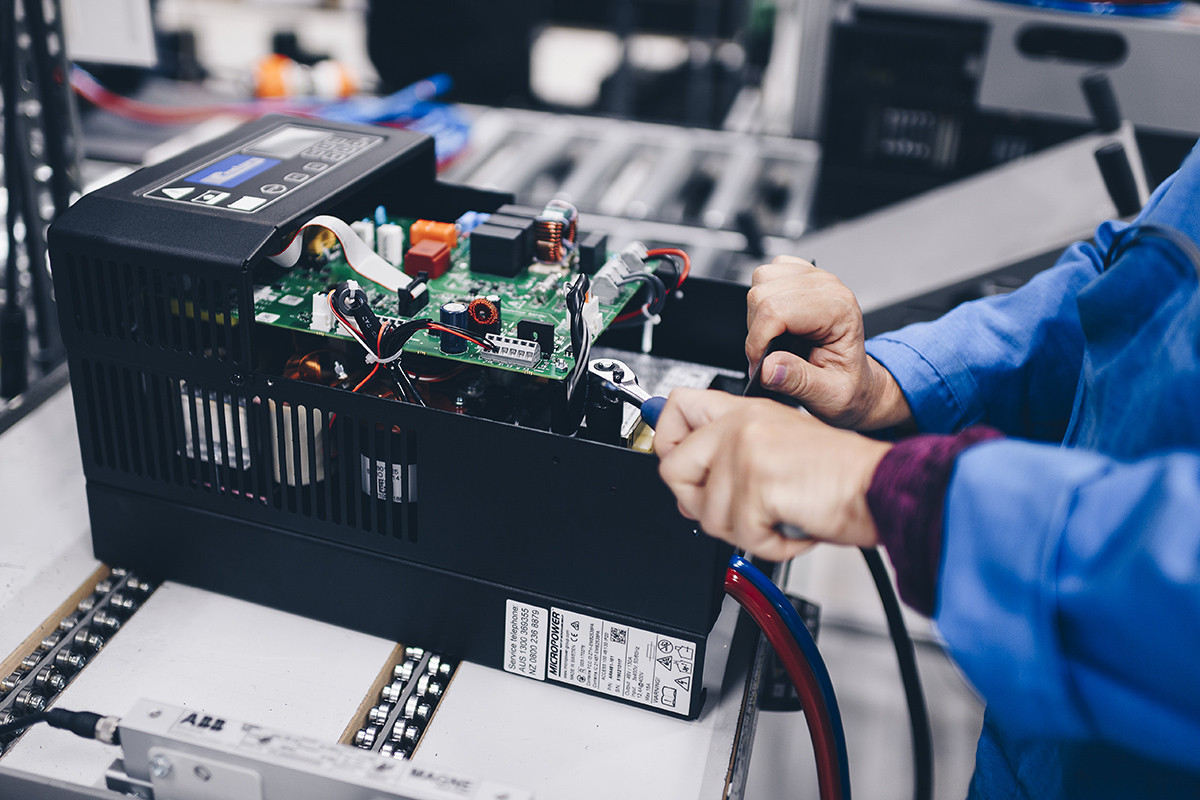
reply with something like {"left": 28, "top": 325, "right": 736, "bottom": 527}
{"left": 937, "top": 441, "right": 1200, "bottom": 772}
{"left": 866, "top": 170, "right": 1181, "bottom": 439}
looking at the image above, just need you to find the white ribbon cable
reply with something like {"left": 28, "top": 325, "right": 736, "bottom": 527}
{"left": 268, "top": 215, "right": 413, "bottom": 292}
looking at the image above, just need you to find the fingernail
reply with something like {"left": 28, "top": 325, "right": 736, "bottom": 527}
{"left": 764, "top": 364, "right": 787, "bottom": 388}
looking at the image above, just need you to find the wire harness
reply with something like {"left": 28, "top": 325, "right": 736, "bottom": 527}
{"left": 726, "top": 555, "right": 851, "bottom": 800}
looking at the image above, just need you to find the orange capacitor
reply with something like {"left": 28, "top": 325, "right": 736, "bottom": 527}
{"left": 409, "top": 219, "right": 458, "bottom": 250}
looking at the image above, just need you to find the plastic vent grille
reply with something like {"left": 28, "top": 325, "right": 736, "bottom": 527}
{"left": 60, "top": 252, "right": 245, "bottom": 364}
{"left": 75, "top": 359, "right": 418, "bottom": 543}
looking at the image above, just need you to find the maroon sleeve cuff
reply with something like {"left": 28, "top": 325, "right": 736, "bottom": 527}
{"left": 866, "top": 426, "right": 1004, "bottom": 616}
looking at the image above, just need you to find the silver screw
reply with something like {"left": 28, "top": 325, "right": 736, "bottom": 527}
{"left": 148, "top": 755, "right": 173, "bottom": 780}
{"left": 193, "top": 765, "right": 212, "bottom": 782}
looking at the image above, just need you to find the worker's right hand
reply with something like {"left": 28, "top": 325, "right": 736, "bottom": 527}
{"left": 746, "top": 255, "right": 912, "bottom": 431}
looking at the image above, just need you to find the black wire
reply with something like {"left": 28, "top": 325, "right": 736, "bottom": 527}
{"left": 0, "top": 711, "right": 48, "bottom": 738}
{"left": 555, "top": 274, "right": 591, "bottom": 434}
{"left": 617, "top": 272, "right": 667, "bottom": 316}
{"left": 861, "top": 547, "right": 934, "bottom": 800}
{"left": 649, "top": 253, "right": 683, "bottom": 292}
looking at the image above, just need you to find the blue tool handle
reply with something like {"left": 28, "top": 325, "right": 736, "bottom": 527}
{"left": 776, "top": 522, "right": 811, "bottom": 541}
{"left": 640, "top": 395, "right": 667, "bottom": 429}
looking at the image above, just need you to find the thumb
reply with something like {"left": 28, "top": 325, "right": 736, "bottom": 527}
{"left": 758, "top": 351, "right": 822, "bottom": 400}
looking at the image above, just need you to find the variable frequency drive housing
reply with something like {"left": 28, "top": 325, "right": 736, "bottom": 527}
{"left": 48, "top": 115, "right": 736, "bottom": 718}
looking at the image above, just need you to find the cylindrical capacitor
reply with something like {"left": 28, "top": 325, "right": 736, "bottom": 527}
{"left": 439, "top": 302, "right": 469, "bottom": 354}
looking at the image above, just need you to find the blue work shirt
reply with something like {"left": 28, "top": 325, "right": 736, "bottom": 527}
{"left": 865, "top": 139, "right": 1200, "bottom": 798}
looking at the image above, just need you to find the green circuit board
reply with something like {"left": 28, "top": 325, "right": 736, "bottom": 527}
{"left": 251, "top": 217, "right": 638, "bottom": 380}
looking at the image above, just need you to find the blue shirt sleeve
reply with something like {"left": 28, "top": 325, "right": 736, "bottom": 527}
{"left": 936, "top": 439, "right": 1200, "bottom": 773}
{"left": 865, "top": 175, "right": 1178, "bottom": 440}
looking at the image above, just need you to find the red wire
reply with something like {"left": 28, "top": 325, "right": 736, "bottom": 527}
{"left": 425, "top": 322, "right": 493, "bottom": 350}
{"left": 351, "top": 364, "right": 381, "bottom": 393}
{"left": 614, "top": 305, "right": 652, "bottom": 324}
{"left": 646, "top": 247, "right": 691, "bottom": 289}
{"left": 71, "top": 68, "right": 314, "bottom": 125}
{"left": 725, "top": 568, "right": 844, "bottom": 800}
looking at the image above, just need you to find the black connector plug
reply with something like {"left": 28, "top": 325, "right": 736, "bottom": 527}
{"left": 0, "top": 707, "right": 120, "bottom": 745}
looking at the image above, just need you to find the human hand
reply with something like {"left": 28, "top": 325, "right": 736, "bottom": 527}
{"left": 746, "top": 255, "right": 911, "bottom": 431}
{"left": 654, "top": 388, "right": 893, "bottom": 561}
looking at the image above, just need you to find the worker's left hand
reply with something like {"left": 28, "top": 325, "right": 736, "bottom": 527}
{"left": 654, "top": 388, "right": 893, "bottom": 561}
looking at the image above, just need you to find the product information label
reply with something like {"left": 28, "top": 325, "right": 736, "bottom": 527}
{"left": 360, "top": 455, "right": 415, "bottom": 503}
{"left": 546, "top": 607, "right": 696, "bottom": 715}
{"left": 503, "top": 600, "right": 547, "bottom": 680}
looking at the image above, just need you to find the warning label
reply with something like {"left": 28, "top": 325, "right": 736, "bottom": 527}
{"left": 546, "top": 607, "right": 696, "bottom": 715}
{"left": 503, "top": 600, "right": 547, "bottom": 680}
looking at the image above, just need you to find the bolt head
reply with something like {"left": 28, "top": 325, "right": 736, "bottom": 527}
{"left": 148, "top": 755, "right": 173, "bottom": 780}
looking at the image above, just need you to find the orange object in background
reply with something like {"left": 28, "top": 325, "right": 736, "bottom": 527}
{"left": 254, "top": 54, "right": 357, "bottom": 99}
{"left": 405, "top": 240, "right": 452, "bottom": 280}
{"left": 409, "top": 219, "right": 458, "bottom": 250}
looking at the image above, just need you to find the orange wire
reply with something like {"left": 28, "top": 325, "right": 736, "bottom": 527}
{"left": 352, "top": 364, "right": 381, "bottom": 393}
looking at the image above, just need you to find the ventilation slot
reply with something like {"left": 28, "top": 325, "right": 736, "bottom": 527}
{"left": 177, "top": 379, "right": 253, "bottom": 496}
{"left": 60, "top": 253, "right": 243, "bottom": 363}
{"left": 327, "top": 410, "right": 418, "bottom": 542}
{"left": 76, "top": 363, "right": 418, "bottom": 548}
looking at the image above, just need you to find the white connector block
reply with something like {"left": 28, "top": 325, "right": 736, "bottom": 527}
{"left": 310, "top": 292, "right": 334, "bottom": 332}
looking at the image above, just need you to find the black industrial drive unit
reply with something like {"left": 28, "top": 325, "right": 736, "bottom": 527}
{"left": 48, "top": 115, "right": 737, "bottom": 718}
